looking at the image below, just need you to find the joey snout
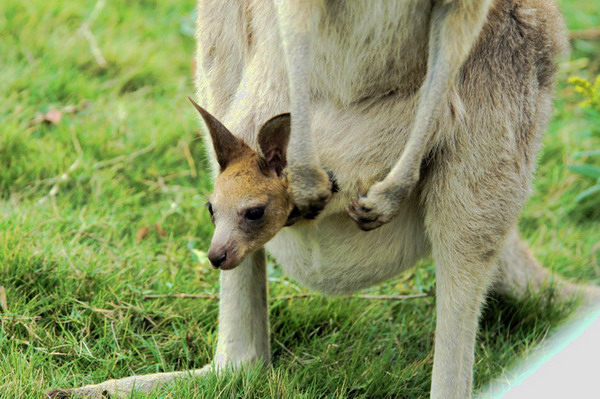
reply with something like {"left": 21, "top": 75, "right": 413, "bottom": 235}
{"left": 207, "top": 242, "right": 241, "bottom": 270}
{"left": 207, "top": 246, "right": 228, "bottom": 268}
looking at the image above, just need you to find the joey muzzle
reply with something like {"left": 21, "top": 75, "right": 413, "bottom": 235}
{"left": 208, "top": 249, "right": 227, "bottom": 268}
{"left": 208, "top": 245, "right": 239, "bottom": 270}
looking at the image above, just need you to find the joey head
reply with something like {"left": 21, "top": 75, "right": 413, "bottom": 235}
{"left": 190, "top": 99, "right": 297, "bottom": 270}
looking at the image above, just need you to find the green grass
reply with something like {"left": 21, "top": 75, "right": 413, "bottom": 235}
{"left": 1, "top": 0, "right": 599, "bottom": 398}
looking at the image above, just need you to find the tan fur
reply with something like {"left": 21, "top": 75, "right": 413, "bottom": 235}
{"left": 208, "top": 154, "right": 293, "bottom": 270}
{"left": 50, "top": 0, "right": 600, "bottom": 398}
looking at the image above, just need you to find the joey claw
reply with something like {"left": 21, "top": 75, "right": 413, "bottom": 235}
{"left": 326, "top": 170, "right": 340, "bottom": 193}
{"left": 304, "top": 203, "right": 324, "bottom": 220}
{"left": 346, "top": 204, "right": 385, "bottom": 231}
{"left": 350, "top": 195, "right": 371, "bottom": 212}
{"left": 285, "top": 206, "right": 302, "bottom": 226}
{"left": 357, "top": 183, "right": 367, "bottom": 198}
{"left": 295, "top": 192, "right": 331, "bottom": 220}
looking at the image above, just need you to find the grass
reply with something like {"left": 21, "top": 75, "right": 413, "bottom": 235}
{"left": 0, "top": 0, "right": 599, "bottom": 398}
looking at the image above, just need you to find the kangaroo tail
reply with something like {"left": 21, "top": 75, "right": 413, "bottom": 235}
{"left": 493, "top": 228, "right": 600, "bottom": 307}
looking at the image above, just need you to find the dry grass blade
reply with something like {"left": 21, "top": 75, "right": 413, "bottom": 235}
{"left": 143, "top": 293, "right": 219, "bottom": 300}
{"left": 93, "top": 142, "right": 156, "bottom": 169}
{"left": 78, "top": 0, "right": 108, "bottom": 68}
{"left": 143, "top": 292, "right": 433, "bottom": 301}
{"left": 38, "top": 159, "right": 82, "bottom": 204}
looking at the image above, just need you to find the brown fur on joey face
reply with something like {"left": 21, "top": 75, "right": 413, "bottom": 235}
{"left": 189, "top": 98, "right": 293, "bottom": 270}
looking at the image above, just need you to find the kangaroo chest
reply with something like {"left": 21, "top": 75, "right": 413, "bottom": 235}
{"left": 310, "top": 0, "right": 433, "bottom": 105}
{"left": 248, "top": 0, "right": 433, "bottom": 106}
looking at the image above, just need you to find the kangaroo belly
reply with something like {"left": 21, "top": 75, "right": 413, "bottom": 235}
{"left": 264, "top": 93, "right": 426, "bottom": 294}
{"left": 266, "top": 198, "right": 429, "bottom": 295}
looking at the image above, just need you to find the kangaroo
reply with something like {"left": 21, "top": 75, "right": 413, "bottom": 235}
{"left": 49, "top": 0, "right": 600, "bottom": 398}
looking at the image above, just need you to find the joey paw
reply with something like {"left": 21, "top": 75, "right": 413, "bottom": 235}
{"left": 346, "top": 182, "right": 407, "bottom": 231}
{"left": 288, "top": 166, "right": 335, "bottom": 220}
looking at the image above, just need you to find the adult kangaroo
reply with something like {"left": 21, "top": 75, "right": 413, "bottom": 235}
{"left": 49, "top": 1, "right": 600, "bottom": 398}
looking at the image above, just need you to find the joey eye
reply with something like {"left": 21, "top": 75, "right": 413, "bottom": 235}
{"left": 245, "top": 207, "right": 265, "bottom": 222}
{"left": 206, "top": 202, "right": 214, "bottom": 217}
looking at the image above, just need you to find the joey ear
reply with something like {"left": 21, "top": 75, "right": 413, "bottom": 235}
{"left": 257, "top": 113, "right": 291, "bottom": 176}
{"left": 188, "top": 97, "right": 243, "bottom": 170}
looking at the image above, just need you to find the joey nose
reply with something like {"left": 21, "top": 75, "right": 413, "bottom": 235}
{"left": 208, "top": 250, "right": 227, "bottom": 268}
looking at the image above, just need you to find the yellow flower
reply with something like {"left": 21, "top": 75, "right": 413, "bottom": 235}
{"left": 568, "top": 75, "right": 600, "bottom": 110}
